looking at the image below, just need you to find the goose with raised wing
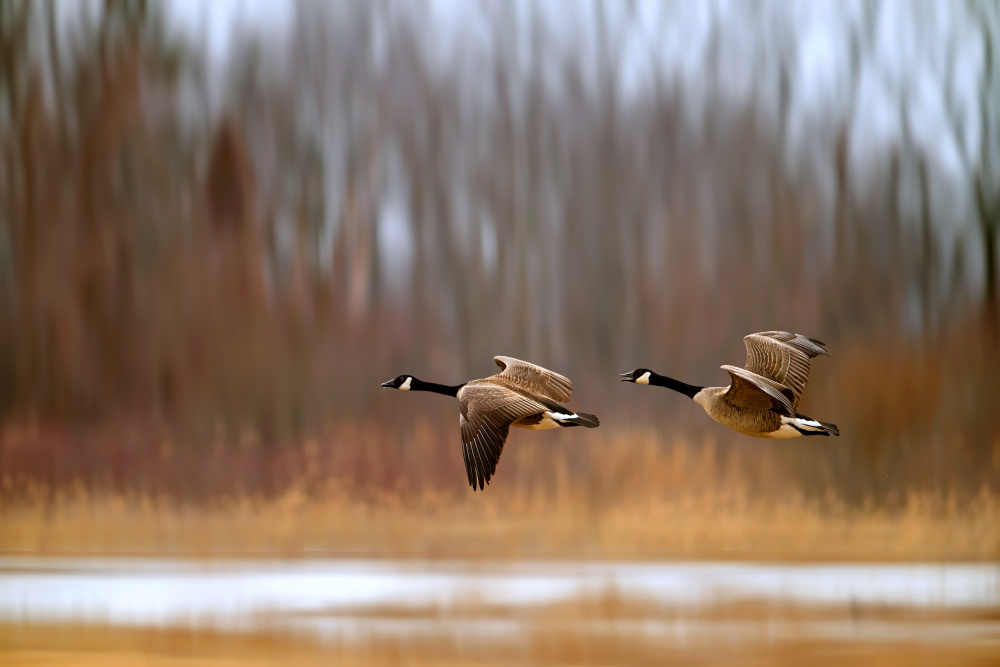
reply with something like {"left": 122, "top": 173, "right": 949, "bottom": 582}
{"left": 381, "top": 356, "right": 600, "bottom": 490}
{"left": 621, "top": 331, "right": 839, "bottom": 438}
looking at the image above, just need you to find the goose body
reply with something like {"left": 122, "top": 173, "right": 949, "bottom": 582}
{"left": 382, "top": 356, "right": 599, "bottom": 490}
{"left": 622, "top": 331, "right": 839, "bottom": 439}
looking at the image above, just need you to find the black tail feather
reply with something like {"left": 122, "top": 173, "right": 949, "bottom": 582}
{"left": 793, "top": 415, "right": 840, "bottom": 437}
{"left": 819, "top": 420, "right": 839, "bottom": 436}
{"left": 566, "top": 412, "right": 600, "bottom": 428}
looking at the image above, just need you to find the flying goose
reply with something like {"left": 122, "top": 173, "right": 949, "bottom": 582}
{"left": 381, "top": 356, "right": 600, "bottom": 490}
{"left": 621, "top": 331, "right": 839, "bottom": 438}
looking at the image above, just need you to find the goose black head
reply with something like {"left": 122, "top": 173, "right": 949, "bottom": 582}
{"left": 620, "top": 369, "right": 654, "bottom": 384}
{"left": 381, "top": 375, "right": 415, "bottom": 390}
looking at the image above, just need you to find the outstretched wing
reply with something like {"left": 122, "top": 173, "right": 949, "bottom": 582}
{"left": 493, "top": 356, "right": 573, "bottom": 403}
{"left": 742, "top": 332, "right": 830, "bottom": 407}
{"left": 458, "top": 384, "right": 548, "bottom": 491}
{"left": 721, "top": 365, "right": 797, "bottom": 417}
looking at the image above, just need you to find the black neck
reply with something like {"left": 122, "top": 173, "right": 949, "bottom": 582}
{"left": 649, "top": 373, "right": 703, "bottom": 399}
{"left": 410, "top": 379, "right": 464, "bottom": 397}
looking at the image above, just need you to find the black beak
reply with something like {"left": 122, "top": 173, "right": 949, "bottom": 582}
{"left": 380, "top": 380, "right": 394, "bottom": 388}
{"left": 619, "top": 372, "right": 634, "bottom": 382}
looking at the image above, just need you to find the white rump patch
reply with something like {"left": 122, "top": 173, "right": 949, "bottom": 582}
{"left": 399, "top": 377, "right": 412, "bottom": 391}
{"left": 783, "top": 416, "right": 824, "bottom": 431}
{"left": 757, "top": 417, "right": 801, "bottom": 438}
{"left": 519, "top": 411, "right": 572, "bottom": 430}
{"left": 765, "top": 416, "right": 825, "bottom": 438}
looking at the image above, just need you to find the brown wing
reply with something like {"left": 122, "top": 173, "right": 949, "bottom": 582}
{"left": 742, "top": 332, "right": 830, "bottom": 407}
{"left": 458, "top": 384, "right": 548, "bottom": 491}
{"left": 493, "top": 356, "right": 573, "bottom": 403}
{"left": 721, "top": 365, "right": 796, "bottom": 417}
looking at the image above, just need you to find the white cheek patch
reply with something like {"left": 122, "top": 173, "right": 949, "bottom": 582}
{"left": 636, "top": 372, "right": 651, "bottom": 385}
{"left": 399, "top": 377, "right": 412, "bottom": 391}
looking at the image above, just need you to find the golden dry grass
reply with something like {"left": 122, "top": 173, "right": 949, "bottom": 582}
{"left": 4, "top": 422, "right": 999, "bottom": 559}
{"left": 5, "top": 634, "right": 1000, "bottom": 667}
{"left": 3, "top": 600, "right": 999, "bottom": 667}
{"left": 2, "top": 482, "right": 998, "bottom": 559}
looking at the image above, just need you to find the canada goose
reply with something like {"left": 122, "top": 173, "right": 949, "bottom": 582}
{"left": 381, "top": 356, "right": 600, "bottom": 490}
{"left": 621, "top": 331, "right": 839, "bottom": 438}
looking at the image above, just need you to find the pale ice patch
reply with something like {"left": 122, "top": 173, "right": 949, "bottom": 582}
{"left": 1, "top": 558, "right": 996, "bottom": 628}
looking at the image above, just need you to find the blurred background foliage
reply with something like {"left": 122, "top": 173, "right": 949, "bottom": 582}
{"left": 0, "top": 0, "right": 998, "bottom": 508}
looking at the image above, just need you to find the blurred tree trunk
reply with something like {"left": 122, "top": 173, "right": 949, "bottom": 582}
{"left": 976, "top": 178, "right": 998, "bottom": 324}
{"left": 0, "top": 1, "right": 36, "bottom": 416}
{"left": 967, "top": 0, "right": 1000, "bottom": 326}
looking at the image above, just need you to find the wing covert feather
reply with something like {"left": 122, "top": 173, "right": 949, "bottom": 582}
{"left": 493, "top": 356, "right": 573, "bottom": 402}
{"left": 722, "top": 365, "right": 796, "bottom": 417}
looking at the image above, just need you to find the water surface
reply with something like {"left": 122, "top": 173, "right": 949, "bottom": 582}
{"left": 1, "top": 557, "right": 997, "bottom": 645}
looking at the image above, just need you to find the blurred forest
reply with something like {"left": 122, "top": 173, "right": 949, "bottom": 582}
{"left": 1, "top": 0, "right": 999, "bottom": 509}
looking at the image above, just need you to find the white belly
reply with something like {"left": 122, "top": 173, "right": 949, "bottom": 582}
{"left": 757, "top": 416, "right": 827, "bottom": 439}
{"left": 519, "top": 419, "right": 562, "bottom": 431}
{"left": 758, "top": 423, "right": 804, "bottom": 439}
